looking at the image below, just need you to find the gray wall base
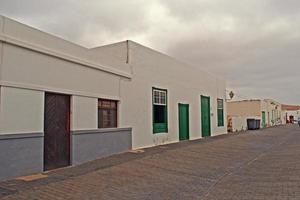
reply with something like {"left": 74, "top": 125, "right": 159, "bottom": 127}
{"left": 0, "top": 128, "right": 132, "bottom": 181}
{"left": 71, "top": 128, "right": 132, "bottom": 165}
{"left": 0, "top": 133, "right": 43, "bottom": 181}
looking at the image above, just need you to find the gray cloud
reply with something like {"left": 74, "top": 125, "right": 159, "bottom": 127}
{"left": 0, "top": 0, "right": 299, "bottom": 104}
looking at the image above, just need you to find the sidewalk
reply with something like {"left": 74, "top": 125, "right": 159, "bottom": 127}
{"left": 1, "top": 125, "right": 299, "bottom": 200}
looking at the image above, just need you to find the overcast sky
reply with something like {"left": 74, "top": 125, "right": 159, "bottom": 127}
{"left": 0, "top": 0, "right": 299, "bottom": 104}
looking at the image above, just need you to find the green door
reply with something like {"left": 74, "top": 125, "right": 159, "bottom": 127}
{"left": 179, "top": 104, "right": 189, "bottom": 141}
{"left": 201, "top": 96, "right": 211, "bottom": 137}
{"left": 262, "top": 111, "right": 266, "bottom": 128}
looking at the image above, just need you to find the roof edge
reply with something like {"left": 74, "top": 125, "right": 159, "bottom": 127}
{"left": 0, "top": 33, "right": 132, "bottom": 79}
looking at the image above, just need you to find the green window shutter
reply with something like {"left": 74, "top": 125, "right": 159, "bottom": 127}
{"left": 217, "top": 99, "right": 224, "bottom": 127}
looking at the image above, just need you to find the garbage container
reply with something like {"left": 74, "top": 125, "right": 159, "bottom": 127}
{"left": 247, "top": 119, "right": 256, "bottom": 130}
{"left": 255, "top": 119, "right": 261, "bottom": 130}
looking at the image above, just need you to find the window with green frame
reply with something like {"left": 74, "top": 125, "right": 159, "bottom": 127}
{"left": 217, "top": 99, "right": 224, "bottom": 127}
{"left": 152, "top": 88, "right": 168, "bottom": 133}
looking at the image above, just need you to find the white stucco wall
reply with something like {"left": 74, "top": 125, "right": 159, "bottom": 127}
{"left": 262, "top": 99, "right": 282, "bottom": 126}
{"left": 260, "top": 100, "right": 269, "bottom": 127}
{"left": 1, "top": 43, "right": 122, "bottom": 99}
{"left": 0, "top": 17, "right": 227, "bottom": 150}
{"left": 231, "top": 116, "right": 247, "bottom": 132}
{"left": 71, "top": 96, "right": 98, "bottom": 131}
{"left": 228, "top": 116, "right": 261, "bottom": 132}
{"left": 89, "top": 41, "right": 130, "bottom": 73}
{"left": 0, "top": 16, "right": 127, "bottom": 135}
{"left": 1, "top": 16, "right": 131, "bottom": 76}
{"left": 118, "top": 41, "right": 227, "bottom": 149}
{"left": 0, "top": 86, "right": 44, "bottom": 134}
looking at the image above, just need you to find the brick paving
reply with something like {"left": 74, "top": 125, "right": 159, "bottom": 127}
{"left": 0, "top": 125, "right": 300, "bottom": 199}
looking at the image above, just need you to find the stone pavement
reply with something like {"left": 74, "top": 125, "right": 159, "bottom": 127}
{"left": 0, "top": 125, "right": 299, "bottom": 200}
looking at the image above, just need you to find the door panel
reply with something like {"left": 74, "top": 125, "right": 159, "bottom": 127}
{"left": 201, "top": 96, "right": 211, "bottom": 137}
{"left": 179, "top": 104, "right": 189, "bottom": 141}
{"left": 262, "top": 111, "right": 266, "bottom": 128}
{"left": 44, "top": 93, "right": 70, "bottom": 171}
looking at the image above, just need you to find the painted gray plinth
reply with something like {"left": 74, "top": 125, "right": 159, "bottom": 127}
{"left": 0, "top": 133, "right": 43, "bottom": 181}
{"left": 71, "top": 128, "right": 132, "bottom": 165}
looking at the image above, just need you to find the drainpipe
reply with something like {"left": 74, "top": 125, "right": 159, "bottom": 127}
{"left": 0, "top": 16, "right": 4, "bottom": 81}
{"left": 0, "top": 16, "right": 4, "bottom": 113}
{"left": 126, "top": 40, "right": 130, "bottom": 64}
{"left": 126, "top": 40, "right": 134, "bottom": 75}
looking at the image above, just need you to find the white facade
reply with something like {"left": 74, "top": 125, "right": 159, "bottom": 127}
{"left": 0, "top": 16, "right": 131, "bottom": 135}
{"left": 0, "top": 16, "right": 132, "bottom": 180}
{"left": 0, "top": 16, "right": 227, "bottom": 148}
{"left": 0, "top": 15, "right": 227, "bottom": 180}
{"left": 262, "top": 99, "right": 282, "bottom": 126}
{"left": 91, "top": 41, "right": 227, "bottom": 148}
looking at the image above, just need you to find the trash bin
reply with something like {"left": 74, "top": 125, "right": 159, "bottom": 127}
{"left": 247, "top": 119, "right": 256, "bottom": 130}
{"left": 255, "top": 119, "right": 261, "bottom": 130}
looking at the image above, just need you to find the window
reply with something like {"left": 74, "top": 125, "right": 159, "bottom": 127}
{"left": 217, "top": 99, "right": 224, "bottom": 127}
{"left": 153, "top": 88, "right": 168, "bottom": 133}
{"left": 98, "top": 99, "right": 117, "bottom": 128}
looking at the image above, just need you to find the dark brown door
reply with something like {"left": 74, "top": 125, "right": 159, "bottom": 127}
{"left": 44, "top": 93, "right": 70, "bottom": 171}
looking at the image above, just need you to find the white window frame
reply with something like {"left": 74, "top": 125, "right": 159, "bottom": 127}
{"left": 153, "top": 89, "right": 167, "bottom": 106}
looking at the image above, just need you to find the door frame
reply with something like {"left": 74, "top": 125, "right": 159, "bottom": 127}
{"left": 201, "top": 95, "right": 211, "bottom": 137}
{"left": 44, "top": 92, "right": 71, "bottom": 171}
{"left": 178, "top": 103, "right": 189, "bottom": 141}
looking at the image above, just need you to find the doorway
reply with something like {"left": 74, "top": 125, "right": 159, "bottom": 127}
{"left": 179, "top": 104, "right": 189, "bottom": 141}
{"left": 201, "top": 95, "right": 211, "bottom": 137}
{"left": 44, "top": 93, "right": 71, "bottom": 171}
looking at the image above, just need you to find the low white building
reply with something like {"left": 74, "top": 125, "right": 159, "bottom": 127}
{"left": 0, "top": 16, "right": 227, "bottom": 180}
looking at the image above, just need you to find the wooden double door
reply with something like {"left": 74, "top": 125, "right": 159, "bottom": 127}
{"left": 44, "top": 93, "right": 70, "bottom": 171}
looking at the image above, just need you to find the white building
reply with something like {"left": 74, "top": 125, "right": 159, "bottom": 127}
{"left": 0, "top": 16, "right": 227, "bottom": 180}
{"left": 281, "top": 105, "right": 300, "bottom": 123}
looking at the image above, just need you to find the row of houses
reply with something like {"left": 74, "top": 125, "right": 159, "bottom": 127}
{"left": 0, "top": 16, "right": 297, "bottom": 182}
{"left": 227, "top": 99, "right": 300, "bottom": 132}
{"left": 0, "top": 16, "right": 227, "bottom": 180}
{"left": 227, "top": 99, "right": 283, "bottom": 132}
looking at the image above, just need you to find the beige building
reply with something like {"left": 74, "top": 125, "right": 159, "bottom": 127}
{"left": 227, "top": 99, "right": 282, "bottom": 132}
{"left": 0, "top": 16, "right": 227, "bottom": 180}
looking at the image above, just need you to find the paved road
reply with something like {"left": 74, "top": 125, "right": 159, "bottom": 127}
{"left": 0, "top": 125, "right": 300, "bottom": 200}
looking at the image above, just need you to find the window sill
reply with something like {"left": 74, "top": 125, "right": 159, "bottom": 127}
{"left": 153, "top": 131, "right": 168, "bottom": 134}
{"left": 72, "top": 127, "right": 132, "bottom": 135}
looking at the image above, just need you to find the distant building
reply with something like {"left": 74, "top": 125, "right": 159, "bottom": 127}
{"left": 227, "top": 99, "right": 282, "bottom": 132}
{"left": 0, "top": 16, "right": 227, "bottom": 180}
{"left": 281, "top": 105, "right": 300, "bottom": 123}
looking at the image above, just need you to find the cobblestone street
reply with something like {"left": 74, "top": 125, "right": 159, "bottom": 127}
{"left": 0, "top": 125, "right": 300, "bottom": 200}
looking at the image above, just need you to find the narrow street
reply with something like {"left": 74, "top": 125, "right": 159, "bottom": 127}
{"left": 1, "top": 125, "right": 300, "bottom": 200}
